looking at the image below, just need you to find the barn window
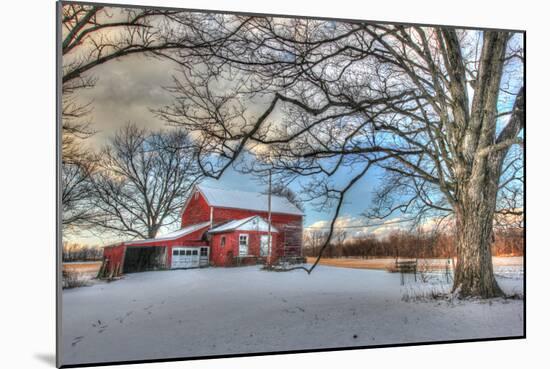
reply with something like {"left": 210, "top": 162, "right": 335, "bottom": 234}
{"left": 200, "top": 247, "right": 208, "bottom": 256}
{"left": 220, "top": 236, "right": 226, "bottom": 248}
{"left": 186, "top": 250, "right": 192, "bottom": 256}
{"left": 239, "top": 234, "right": 249, "bottom": 256}
{"left": 192, "top": 250, "right": 198, "bottom": 255}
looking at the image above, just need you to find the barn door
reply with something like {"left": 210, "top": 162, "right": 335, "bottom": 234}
{"left": 172, "top": 248, "right": 183, "bottom": 269}
{"left": 172, "top": 247, "right": 200, "bottom": 269}
{"left": 190, "top": 249, "right": 199, "bottom": 267}
{"left": 199, "top": 247, "right": 209, "bottom": 266}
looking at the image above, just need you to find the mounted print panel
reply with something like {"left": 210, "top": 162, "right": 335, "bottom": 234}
{"left": 57, "top": 1, "right": 525, "bottom": 367}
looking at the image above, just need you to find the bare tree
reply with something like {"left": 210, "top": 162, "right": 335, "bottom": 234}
{"left": 62, "top": 242, "right": 104, "bottom": 262}
{"left": 159, "top": 16, "right": 524, "bottom": 298}
{"left": 61, "top": 4, "right": 183, "bottom": 140}
{"left": 60, "top": 4, "right": 200, "bottom": 230}
{"left": 303, "top": 229, "right": 328, "bottom": 257}
{"left": 60, "top": 4, "right": 231, "bottom": 137}
{"left": 86, "top": 124, "right": 202, "bottom": 239}
{"left": 61, "top": 133, "right": 99, "bottom": 231}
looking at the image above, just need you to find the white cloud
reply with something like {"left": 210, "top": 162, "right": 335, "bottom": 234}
{"left": 306, "top": 215, "right": 412, "bottom": 240}
{"left": 306, "top": 214, "right": 460, "bottom": 241}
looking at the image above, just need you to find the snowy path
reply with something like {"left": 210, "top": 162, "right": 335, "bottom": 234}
{"left": 61, "top": 265, "right": 524, "bottom": 366}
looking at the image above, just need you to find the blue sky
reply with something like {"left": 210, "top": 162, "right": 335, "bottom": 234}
{"left": 202, "top": 160, "right": 386, "bottom": 229}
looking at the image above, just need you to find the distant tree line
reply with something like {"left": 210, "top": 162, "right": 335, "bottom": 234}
{"left": 303, "top": 227, "right": 524, "bottom": 259}
{"left": 62, "top": 242, "right": 103, "bottom": 262}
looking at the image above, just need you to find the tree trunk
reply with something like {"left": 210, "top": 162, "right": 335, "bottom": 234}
{"left": 452, "top": 163, "right": 504, "bottom": 298}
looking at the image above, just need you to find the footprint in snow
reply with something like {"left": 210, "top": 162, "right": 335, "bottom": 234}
{"left": 71, "top": 336, "right": 84, "bottom": 346}
{"left": 99, "top": 325, "right": 108, "bottom": 331}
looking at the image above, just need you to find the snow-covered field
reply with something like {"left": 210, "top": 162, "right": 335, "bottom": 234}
{"left": 61, "top": 262, "right": 524, "bottom": 366}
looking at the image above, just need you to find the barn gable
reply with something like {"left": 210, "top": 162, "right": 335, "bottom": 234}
{"left": 180, "top": 189, "right": 212, "bottom": 227}
{"left": 208, "top": 216, "right": 279, "bottom": 234}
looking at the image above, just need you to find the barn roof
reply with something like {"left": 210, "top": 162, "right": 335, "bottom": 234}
{"left": 196, "top": 184, "right": 304, "bottom": 216}
{"left": 126, "top": 221, "right": 211, "bottom": 245}
{"left": 208, "top": 215, "right": 279, "bottom": 234}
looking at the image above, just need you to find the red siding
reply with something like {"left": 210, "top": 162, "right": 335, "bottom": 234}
{"left": 102, "top": 243, "right": 125, "bottom": 275}
{"left": 183, "top": 190, "right": 303, "bottom": 259}
{"left": 213, "top": 207, "right": 302, "bottom": 257}
{"left": 123, "top": 225, "right": 209, "bottom": 267}
{"left": 102, "top": 225, "right": 209, "bottom": 275}
{"left": 210, "top": 231, "right": 279, "bottom": 266}
{"left": 181, "top": 192, "right": 211, "bottom": 227}
{"left": 105, "top": 188, "right": 303, "bottom": 275}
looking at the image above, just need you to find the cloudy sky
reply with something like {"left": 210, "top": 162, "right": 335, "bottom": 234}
{"left": 76, "top": 55, "right": 177, "bottom": 148}
{"left": 66, "top": 7, "right": 479, "bottom": 245}
{"left": 66, "top": 49, "right": 407, "bottom": 244}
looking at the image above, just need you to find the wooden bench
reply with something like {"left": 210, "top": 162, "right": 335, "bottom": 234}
{"left": 396, "top": 260, "right": 417, "bottom": 285}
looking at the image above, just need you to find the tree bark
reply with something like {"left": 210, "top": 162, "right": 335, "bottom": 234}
{"left": 453, "top": 157, "right": 505, "bottom": 298}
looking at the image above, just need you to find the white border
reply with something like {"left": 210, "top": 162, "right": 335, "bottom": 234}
{"left": 2, "top": 1, "right": 547, "bottom": 369}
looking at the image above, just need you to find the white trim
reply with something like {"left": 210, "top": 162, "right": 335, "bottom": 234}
{"left": 208, "top": 215, "right": 279, "bottom": 234}
{"left": 210, "top": 206, "right": 213, "bottom": 228}
{"left": 171, "top": 246, "right": 202, "bottom": 269}
{"left": 178, "top": 185, "right": 213, "bottom": 218}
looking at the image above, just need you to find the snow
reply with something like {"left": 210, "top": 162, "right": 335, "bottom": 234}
{"left": 61, "top": 262, "right": 524, "bottom": 366}
{"left": 197, "top": 184, "right": 304, "bottom": 216}
{"left": 125, "top": 221, "right": 211, "bottom": 244}
{"left": 209, "top": 215, "right": 279, "bottom": 233}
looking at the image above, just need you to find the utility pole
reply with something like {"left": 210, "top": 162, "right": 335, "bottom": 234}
{"left": 267, "top": 169, "right": 272, "bottom": 265}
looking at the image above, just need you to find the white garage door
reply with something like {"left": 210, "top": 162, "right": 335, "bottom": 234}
{"left": 171, "top": 247, "right": 200, "bottom": 269}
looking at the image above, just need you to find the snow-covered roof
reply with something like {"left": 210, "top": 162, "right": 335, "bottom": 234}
{"left": 196, "top": 184, "right": 304, "bottom": 216}
{"left": 208, "top": 216, "right": 279, "bottom": 234}
{"left": 126, "top": 221, "right": 211, "bottom": 245}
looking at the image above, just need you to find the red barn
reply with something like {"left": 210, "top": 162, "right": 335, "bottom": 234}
{"left": 102, "top": 184, "right": 304, "bottom": 275}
